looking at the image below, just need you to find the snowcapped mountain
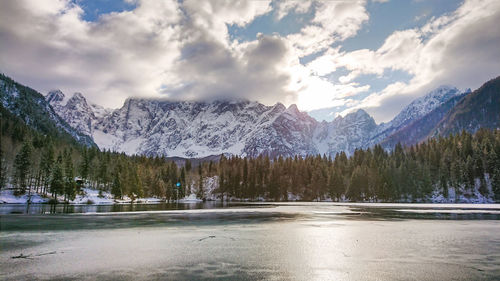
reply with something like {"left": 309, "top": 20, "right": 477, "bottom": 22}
{"left": 47, "top": 90, "right": 112, "bottom": 137}
{"left": 380, "top": 93, "right": 466, "bottom": 148}
{"left": 46, "top": 92, "right": 378, "bottom": 157}
{"left": 368, "top": 85, "right": 464, "bottom": 147}
{"left": 430, "top": 77, "right": 500, "bottom": 137}
{"left": 93, "top": 99, "right": 325, "bottom": 158}
{"left": 314, "top": 109, "right": 377, "bottom": 155}
{"left": 0, "top": 75, "right": 95, "bottom": 147}
{"left": 45, "top": 83, "right": 472, "bottom": 158}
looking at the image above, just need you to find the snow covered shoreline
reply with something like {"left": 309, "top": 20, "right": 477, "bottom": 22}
{"left": 1, "top": 188, "right": 495, "bottom": 205}
{"left": 0, "top": 188, "right": 202, "bottom": 205}
{"left": 1, "top": 175, "right": 495, "bottom": 205}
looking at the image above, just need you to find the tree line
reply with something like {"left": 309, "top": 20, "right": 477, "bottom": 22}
{"left": 217, "top": 129, "right": 499, "bottom": 201}
{"left": 1, "top": 105, "right": 499, "bottom": 202}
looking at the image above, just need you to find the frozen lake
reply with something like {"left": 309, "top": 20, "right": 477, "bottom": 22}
{"left": 1, "top": 203, "right": 500, "bottom": 280}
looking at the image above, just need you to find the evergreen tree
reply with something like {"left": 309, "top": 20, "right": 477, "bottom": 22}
{"left": 111, "top": 170, "right": 122, "bottom": 199}
{"left": 185, "top": 159, "right": 192, "bottom": 173}
{"left": 0, "top": 146, "right": 6, "bottom": 190}
{"left": 50, "top": 155, "right": 64, "bottom": 201}
{"left": 40, "top": 144, "right": 54, "bottom": 195}
{"left": 97, "top": 154, "right": 109, "bottom": 190}
{"left": 347, "top": 166, "right": 367, "bottom": 201}
{"left": 13, "top": 141, "right": 32, "bottom": 194}
{"left": 197, "top": 164, "right": 204, "bottom": 199}
{"left": 63, "top": 149, "right": 76, "bottom": 201}
{"left": 180, "top": 167, "right": 186, "bottom": 197}
{"left": 79, "top": 148, "right": 91, "bottom": 181}
{"left": 328, "top": 168, "right": 344, "bottom": 201}
{"left": 128, "top": 165, "right": 143, "bottom": 200}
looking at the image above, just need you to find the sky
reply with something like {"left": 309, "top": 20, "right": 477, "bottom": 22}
{"left": 0, "top": 0, "right": 499, "bottom": 123}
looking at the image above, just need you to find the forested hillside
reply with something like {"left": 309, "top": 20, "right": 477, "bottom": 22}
{"left": 0, "top": 74, "right": 95, "bottom": 147}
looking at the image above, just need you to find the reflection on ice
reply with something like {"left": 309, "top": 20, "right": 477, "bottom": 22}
{"left": 1, "top": 202, "right": 500, "bottom": 280}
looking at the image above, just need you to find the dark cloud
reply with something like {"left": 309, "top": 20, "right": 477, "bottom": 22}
{"left": 166, "top": 33, "right": 294, "bottom": 104}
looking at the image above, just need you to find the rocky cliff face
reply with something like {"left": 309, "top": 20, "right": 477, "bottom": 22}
{"left": 47, "top": 93, "right": 382, "bottom": 157}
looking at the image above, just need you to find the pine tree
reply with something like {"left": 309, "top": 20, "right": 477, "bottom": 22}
{"left": 13, "top": 141, "right": 32, "bottom": 194}
{"left": 79, "top": 148, "right": 91, "bottom": 181}
{"left": 63, "top": 149, "right": 76, "bottom": 201}
{"left": 197, "top": 164, "right": 204, "bottom": 199}
{"left": 180, "top": 167, "right": 186, "bottom": 197}
{"left": 40, "top": 144, "right": 54, "bottom": 195}
{"left": 97, "top": 154, "right": 109, "bottom": 191}
{"left": 0, "top": 146, "right": 7, "bottom": 190}
{"left": 347, "top": 166, "right": 367, "bottom": 201}
{"left": 111, "top": 170, "right": 122, "bottom": 199}
{"left": 185, "top": 159, "right": 192, "bottom": 173}
{"left": 50, "top": 155, "right": 64, "bottom": 201}
{"left": 328, "top": 168, "right": 344, "bottom": 201}
{"left": 128, "top": 165, "right": 143, "bottom": 200}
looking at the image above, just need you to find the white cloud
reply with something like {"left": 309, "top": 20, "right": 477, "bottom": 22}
{"left": 310, "top": 0, "right": 500, "bottom": 122}
{"left": 0, "top": 0, "right": 370, "bottom": 112}
{"left": 0, "top": 0, "right": 498, "bottom": 124}
{"left": 275, "top": 0, "right": 312, "bottom": 20}
{"left": 182, "top": 0, "right": 271, "bottom": 46}
{"left": 0, "top": 0, "right": 183, "bottom": 107}
{"left": 287, "top": 0, "right": 369, "bottom": 57}
{"left": 0, "top": 0, "right": 276, "bottom": 108}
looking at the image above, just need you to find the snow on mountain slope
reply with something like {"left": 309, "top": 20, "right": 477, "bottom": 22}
{"left": 46, "top": 91, "right": 379, "bottom": 158}
{"left": 315, "top": 109, "right": 377, "bottom": 155}
{"left": 368, "top": 85, "right": 463, "bottom": 146}
{"left": 47, "top": 90, "right": 112, "bottom": 137}
{"left": 45, "top": 84, "right": 469, "bottom": 158}
{"left": 92, "top": 99, "right": 315, "bottom": 157}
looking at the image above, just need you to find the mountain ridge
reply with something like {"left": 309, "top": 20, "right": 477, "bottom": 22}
{"left": 45, "top": 81, "right": 477, "bottom": 158}
{"left": 4, "top": 72, "right": 495, "bottom": 159}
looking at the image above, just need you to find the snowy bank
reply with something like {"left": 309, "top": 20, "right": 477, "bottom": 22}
{"left": 0, "top": 188, "right": 167, "bottom": 205}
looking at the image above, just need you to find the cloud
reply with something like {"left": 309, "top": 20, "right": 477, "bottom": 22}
{"left": 0, "top": 0, "right": 277, "bottom": 108}
{"left": 287, "top": 0, "right": 369, "bottom": 57}
{"left": 308, "top": 28, "right": 422, "bottom": 81}
{"left": 0, "top": 0, "right": 183, "bottom": 107}
{"left": 275, "top": 0, "right": 312, "bottom": 20}
{"left": 310, "top": 0, "right": 500, "bottom": 122}
{"left": 181, "top": 0, "right": 271, "bottom": 46}
{"left": 0, "top": 0, "right": 370, "bottom": 111}
{"left": 0, "top": 0, "right": 498, "bottom": 124}
{"left": 166, "top": 33, "right": 295, "bottom": 105}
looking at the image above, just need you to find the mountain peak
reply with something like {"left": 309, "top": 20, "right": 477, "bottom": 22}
{"left": 66, "top": 92, "right": 91, "bottom": 110}
{"left": 286, "top": 104, "right": 299, "bottom": 114}
{"left": 336, "top": 109, "right": 371, "bottom": 122}
{"left": 46, "top": 90, "right": 65, "bottom": 104}
{"left": 341, "top": 109, "right": 375, "bottom": 126}
{"left": 390, "top": 85, "right": 461, "bottom": 129}
{"left": 425, "top": 85, "right": 460, "bottom": 99}
{"left": 354, "top": 108, "right": 370, "bottom": 118}
{"left": 72, "top": 92, "right": 86, "bottom": 100}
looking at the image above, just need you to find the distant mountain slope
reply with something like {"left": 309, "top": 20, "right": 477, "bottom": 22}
{"left": 0, "top": 74, "right": 95, "bottom": 147}
{"left": 368, "top": 86, "right": 463, "bottom": 147}
{"left": 315, "top": 109, "right": 377, "bottom": 155}
{"left": 380, "top": 93, "right": 466, "bottom": 148}
{"left": 430, "top": 76, "right": 500, "bottom": 137}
